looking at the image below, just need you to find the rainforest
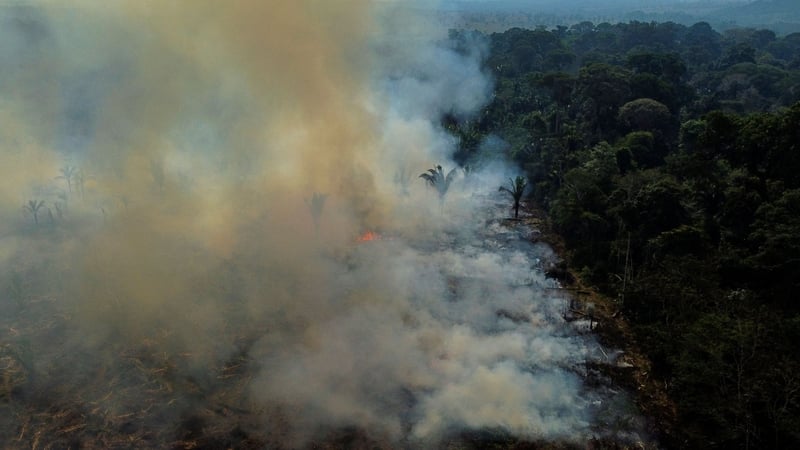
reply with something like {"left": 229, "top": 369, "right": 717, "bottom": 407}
{"left": 0, "top": 2, "right": 799, "bottom": 449}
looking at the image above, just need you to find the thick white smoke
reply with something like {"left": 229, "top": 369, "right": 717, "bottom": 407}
{"left": 0, "top": 2, "right": 645, "bottom": 448}
{"left": 249, "top": 225, "right": 595, "bottom": 445}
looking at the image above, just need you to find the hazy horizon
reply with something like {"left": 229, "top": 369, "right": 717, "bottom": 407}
{"left": 421, "top": 0, "right": 800, "bottom": 34}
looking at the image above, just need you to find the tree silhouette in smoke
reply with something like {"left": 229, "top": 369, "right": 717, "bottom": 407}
{"left": 419, "top": 165, "right": 457, "bottom": 204}
{"left": 56, "top": 165, "right": 78, "bottom": 194}
{"left": 23, "top": 200, "right": 45, "bottom": 225}
{"left": 499, "top": 176, "right": 528, "bottom": 219}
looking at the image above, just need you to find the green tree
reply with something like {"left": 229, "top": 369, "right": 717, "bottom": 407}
{"left": 626, "top": 52, "right": 687, "bottom": 84}
{"left": 539, "top": 72, "right": 575, "bottom": 135}
{"left": 682, "top": 22, "right": 722, "bottom": 67}
{"left": 576, "top": 63, "right": 632, "bottom": 138}
{"left": 550, "top": 166, "right": 613, "bottom": 274}
{"left": 618, "top": 98, "right": 672, "bottom": 134}
{"left": 498, "top": 176, "right": 528, "bottom": 219}
{"left": 747, "top": 189, "right": 800, "bottom": 311}
{"left": 720, "top": 43, "right": 756, "bottom": 68}
{"left": 617, "top": 131, "right": 661, "bottom": 168}
{"left": 545, "top": 48, "right": 576, "bottom": 71}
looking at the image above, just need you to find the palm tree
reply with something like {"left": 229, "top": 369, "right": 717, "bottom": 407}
{"left": 419, "top": 165, "right": 457, "bottom": 200}
{"left": 23, "top": 200, "right": 45, "bottom": 225}
{"left": 499, "top": 175, "right": 528, "bottom": 219}
{"left": 56, "top": 165, "right": 78, "bottom": 193}
{"left": 305, "top": 192, "right": 327, "bottom": 237}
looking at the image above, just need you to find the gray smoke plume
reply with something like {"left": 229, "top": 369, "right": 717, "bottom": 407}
{"left": 0, "top": 1, "right": 645, "bottom": 448}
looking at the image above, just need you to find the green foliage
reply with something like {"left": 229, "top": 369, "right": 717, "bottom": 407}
{"left": 617, "top": 98, "right": 671, "bottom": 134}
{"left": 474, "top": 22, "right": 800, "bottom": 447}
{"left": 576, "top": 63, "right": 632, "bottom": 136}
{"left": 498, "top": 176, "right": 527, "bottom": 218}
{"left": 618, "top": 131, "right": 658, "bottom": 168}
{"left": 627, "top": 51, "right": 686, "bottom": 82}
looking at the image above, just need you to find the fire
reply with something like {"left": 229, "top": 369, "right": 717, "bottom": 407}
{"left": 357, "top": 231, "right": 381, "bottom": 242}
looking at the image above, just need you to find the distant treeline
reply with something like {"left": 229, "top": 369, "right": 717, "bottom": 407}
{"left": 448, "top": 21, "right": 800, "bottom": 449}
{"left": 438, "top": 0, "right": 800, "bottom": 36}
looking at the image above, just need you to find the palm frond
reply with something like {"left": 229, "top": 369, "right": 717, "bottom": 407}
{"left": 499, "top": 175, "right": 528, "bottom": 218}
{"left": 24, "top": 200, "right": 44, "bottom": 212}
{"left": 420, "top": 164, "right": 459, "bottom": 199}
{"left": 445, "top": 168, "right": 458, "bottom": 186}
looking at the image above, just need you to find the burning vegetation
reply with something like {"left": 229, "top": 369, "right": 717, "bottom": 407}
{"left": 0, "top": 2, "right": 655, "bottom": 449}
{"left": 357, "top": 230, "right": 382, "bottom": 243}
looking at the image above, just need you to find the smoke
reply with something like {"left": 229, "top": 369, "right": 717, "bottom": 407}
{"left": 245, "top": 230, "right": 595, "bottom": 445}
{"left": 0, "top": 1, "right": 639, "bottom": 448}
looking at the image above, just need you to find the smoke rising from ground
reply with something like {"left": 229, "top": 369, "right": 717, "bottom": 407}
{"left": 0, "top": 1, "right": 626, "bottom": 447}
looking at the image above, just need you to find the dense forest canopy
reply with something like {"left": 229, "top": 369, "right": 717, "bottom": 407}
{"left": 0, "top": 1, "right": 797, "bottom": 447}
{"left": 447, "top": 19, "right": 800, "bottom": 449}
{"left": 434, "top": 0, "right": 800, "bottom": 35}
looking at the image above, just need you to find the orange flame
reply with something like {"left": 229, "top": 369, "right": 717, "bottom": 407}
{"left": 357, "top": 231, "right": 380, "bottom": 242}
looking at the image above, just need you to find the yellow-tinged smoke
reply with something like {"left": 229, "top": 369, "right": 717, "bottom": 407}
{"left": 31, "top": 0, "right": 394, "bottom": 347}
{"left": 0, "top": 2, "right": 600, "bottom": 447}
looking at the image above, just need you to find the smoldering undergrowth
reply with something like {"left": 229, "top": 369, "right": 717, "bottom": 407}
{"left": 0, "top": 1, "right": 634, "bottom": 447}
